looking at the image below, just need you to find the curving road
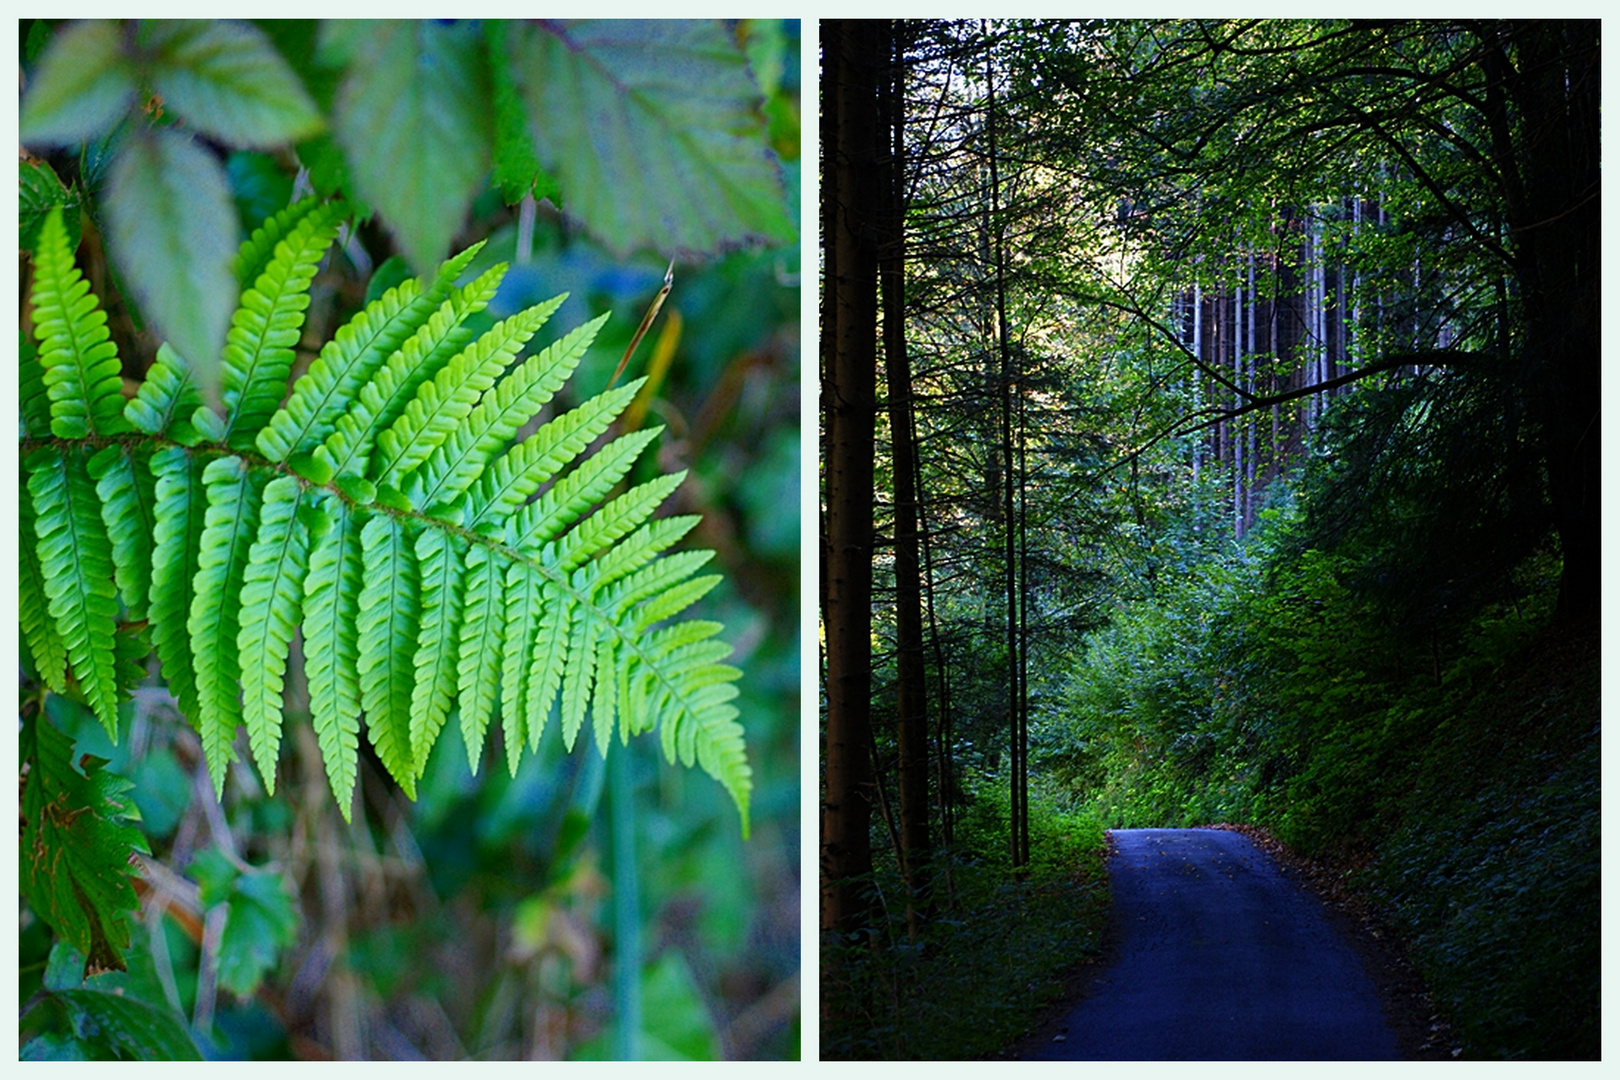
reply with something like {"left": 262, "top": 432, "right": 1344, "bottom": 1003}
{"left": 1026, "top": 828, "right": 1398, "bottom": 1060}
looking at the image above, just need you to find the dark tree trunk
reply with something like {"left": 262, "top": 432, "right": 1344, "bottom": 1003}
{"left": 821, "top": 20, "right": 883, "bottom": 939}
{"left": 1496, "top": 21, "right": 1600, "bottom": 627}
{"left": 878, "top": 20, "right": 933, "bottom": 936}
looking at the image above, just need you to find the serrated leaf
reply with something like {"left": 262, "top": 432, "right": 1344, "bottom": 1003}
{"left": 372, "top": 290, "right": 557, "bottom": 489}
{"left": 457, "top": 545, "right": 507, "bottom": 771}
{"left": 21, "top": 159, "right": 81, "bottom": 253}
{"left": 27, "top": 447, "right": 122, "bottom": 737}
{"left": 219, "top": 200, "right": 344, "bottom": 451}
{"left": 238, "top": 477, "right": 315, "bottom": 791}
{"left": 141, "top": 19, "right": 323, "bottom": 147}
{"left": 30, "top": 205, "right": 130, "bottom": 440}
{"left": 21, "top": 714, "right": 150, "bottom": 976}
{"left": 88, "top": 444, "right": 158, "bottom": 621}
{"left": 327, "top": 20, "right": 492, "bottom": 272}
{"left": 105, "top": 129, "right": 240, "bottom": 408}
{"left": 21, "top": 492, "right": 70, "bottom": 693}
{"left": 126, "top": 343, "right": 205, "bottom": 443}
{"left": 509, "top": 20, "right": 794, "bottom": 257}
{"left": 357, "top": 514, "right": 420, "bottom": 796}
{"left": 190, "top": 849, "right": 298, "bottom": 998}
{"left": 46, "top": 989, "right": 201, "bottom": 1060}
{"left": 303, "top": 494, "right": 364, "bottom": 818}
{"left": 20, "top": 20, "right": 137, "bottom": 147}
{"left": 483, "top": 19, "right": 559, "bottom": 205}
{"left": 408, "top": 528, "right": 466, "bottom": 775}
{"left": 509, "top": 427, "right": 663, "bottom": 552}
{"left": 148, "top": 447, "right": 208, "bottom": 729}
{"left": 500, "top": 560, "right": 542, "bottom": 775}
{"left": 255, "top": 242, "right": 485, "bottom": 462}
{"left": 188, "top": 455, "right": 264, "bottom": 796}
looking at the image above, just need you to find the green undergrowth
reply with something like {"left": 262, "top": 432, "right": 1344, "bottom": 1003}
{"left": 1055, "top": 521, "right": 1599, "bottom": 1058}
{"left": 821, "top": 780, "right": 1109, "bottom": 1060}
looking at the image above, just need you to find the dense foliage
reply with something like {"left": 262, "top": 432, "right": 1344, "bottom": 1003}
{"left": 822, "top": 17, "right": 1596, "bottom": 1061}
{"left": 21, "top": 17, "right": 800, "bottom": 1061}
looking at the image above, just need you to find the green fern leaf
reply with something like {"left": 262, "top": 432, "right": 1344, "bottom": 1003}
{"left": 303, "top": 494, "right": 365, "bottom": 818}
{"left": 87, "top": 445, "right": 159, "bottom": 621}
{"left": 559, "top": 608, "right": 599, "bottom": 753}
{"left": 238, "top": 476, "right": 318, "bottom": 791}
{"left": 232, "top": 195, "right": 325, "bottom": 288}
{"left": 524, "top": 576, "right": 573, "bottom": 754}
{"left": 21, "top": 332, "right": 53, "bottom": 438}
{"left": 126, "top": 343, "right": 206, "bottom": 444}
{"left": 462, "top": 377, "right": 643, "bottom": 530}
{"left": 148, "top": 447, "right": 209, "bottom": 729}
{"left": 457, "top": 545, "right": 507, "bottom": 770}
{"left": 408, "top": 527, "right": 466, "bottom": 774}
{"left": 630, "top": 573, "right": 725, "bottom": 632}
{"left": 217, "top": 202, "right": 346, "bottom": 452}
{"left": 189, "top": 455, "right": 265, "bottom": 796}
{"left": 356, "top": 514, "right": 420, "bottom": 796}
{"left": 591, "top": 628, "right": 618, "bottom": 756}
{"left": 508, "top": 428, "right": 663, "bottom": 552}
{"left": 255, "top": 241, "right": 485, "bottom": 463}
{"left": 315, "top": 264, "right": 504, "bottom": 482}
{"left": 589, "top": 516, "right": 704, "bottom": 599}
{"left": 408, "top": 312, "right": 609, "bottom": 511}
{"left": 373, "top": 293, "right": 565, "bottom": 489}
{"left": 553, "top": 471, "right": 686, "bottom": 575}
{"left": 27, "top": 447, "right": 122, "bottom": 737}
{"left": 30, "top": 206, "right": 130, "bottom": 440}
{"left": 499, "top": 560, "right": 544, "bottom": 774}
{"left": 20, "top": 490, "right": 70, "bottom": 692}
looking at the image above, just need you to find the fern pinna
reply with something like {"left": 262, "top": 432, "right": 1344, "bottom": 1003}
{"left": 22, "top": 201, "right": 750, "bottom": 833}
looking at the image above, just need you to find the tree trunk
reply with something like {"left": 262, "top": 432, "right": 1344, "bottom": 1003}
{"left": 821, "top": 20, "right": 883, "bottom": 939}
{"left": 878, "top": 20, "right": 933, "bottom": 936}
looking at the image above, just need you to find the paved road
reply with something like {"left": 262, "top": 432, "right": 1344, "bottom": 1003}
{"left": 1027, "top": 828, "right": 1398, "bottom": 1060}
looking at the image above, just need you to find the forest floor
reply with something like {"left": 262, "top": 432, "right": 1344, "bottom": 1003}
{"left": 998, "top": 826, "right": 1462, "bottom": 1061}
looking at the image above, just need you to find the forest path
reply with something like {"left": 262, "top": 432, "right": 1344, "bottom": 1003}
{"left": 1022, "top": 828, "right": 1398, "bottom": 1060}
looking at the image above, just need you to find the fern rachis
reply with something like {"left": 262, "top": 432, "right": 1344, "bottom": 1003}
{"left": 21, "top": 200, "right": 751, "bottom": 833}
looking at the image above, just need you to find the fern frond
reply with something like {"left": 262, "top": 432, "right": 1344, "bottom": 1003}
{"left": 148, "top": 447, "right": 209, "bottom": 729}
{"left": 256, "top": 241, "right": 485, "bottom": 463}
{"left": 457, "top": 545, "right": 507, "bottom": 771}
{"left": 408, "top": 313, "right": 609, "bottom": 511}
{"left": 126, "top": 344, "right": 205, "bottom": 444}
{"left": 523, "top": 575, "right": 573, "bottom": 755}
{"left": 553, "top": 471, "right": 686, "bottom": 575}
{"left": 30, "top": 206, "right": 129, "bottom": 439}
{"left": 188, "top": 456, "right": 265, "bottom": 796}
{"left": 315, "top": 265, "right": 504, "bottom": 482}
{"left": 26, "top": 447, "right": 122, "bottom": 737}
{"left": 88, "top": 445, "right": 159, "bottom": 621}
{"left": 217, "top": 203, "right": 346, "bottom": 452}
{"left": 462, "top": 378, "right": 644, "bottom": 530}
{"left": 499, "top": 561, "right": 545, "bottom": 774}
{"left": 302, "top": 495, "right": 365, "bottom": 818}
{"left": 21, "top": 333, "right": 53, "bottom": 438}
{"left": 591, "top": 629, "right": 618, "bottom": 756}
{"left": 233, "top": 195, "right": 325, "bottom": 288}
{"left": 238, "top": 477, "right": 319, "bottom": 791}
{"left": 20, "top": 489, "right": 70, "bottom": 692}
{"left": 408, "top": 527, "right": 466, "bottom": 774}
{"left": 20, "top": 202, "right": 755, "bottom": 833}
{"left": 373, "top": 294, "right": 565, "bottom": 490}
{"left": 508, "top": 428, "right": 662, "bottom": 551}
{"left": 589, "top": 516, "right": 703, "bottom": 598}
{"left": 356, "top": 515, "right": 420, "bottom": 797}
{"left": 559, "top": 604, "right": 599, "bottom": 754}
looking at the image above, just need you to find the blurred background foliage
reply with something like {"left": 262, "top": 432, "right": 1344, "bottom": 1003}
{"left": 19, "top": 18, "right": 800, "bottom": 1060}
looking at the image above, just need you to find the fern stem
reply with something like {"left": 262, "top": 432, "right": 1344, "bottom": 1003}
{"left": 608, "top": 740, "right": 641, "bottom": 1061}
